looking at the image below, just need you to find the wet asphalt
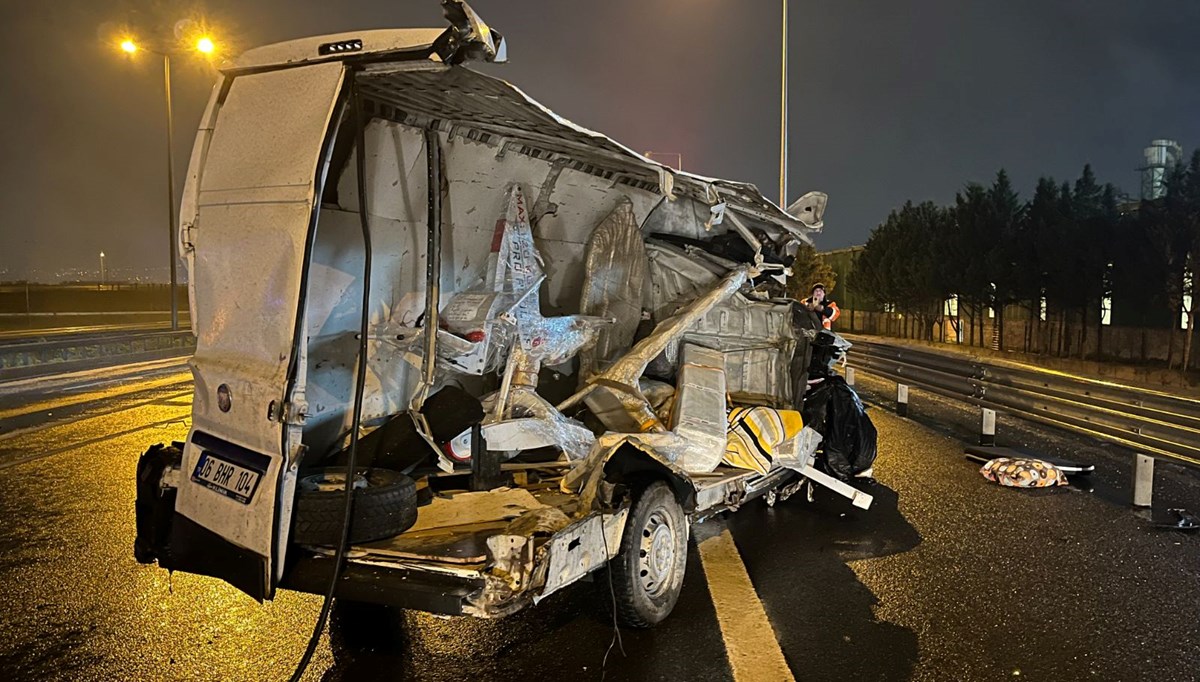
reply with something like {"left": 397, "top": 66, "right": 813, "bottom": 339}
{"left": 0, "top": 365, "right": 1198, "bottom": 681}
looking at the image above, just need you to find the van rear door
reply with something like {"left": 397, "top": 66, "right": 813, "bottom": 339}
{"left": 170, "top": 61, "right": 346, "bottom": 600}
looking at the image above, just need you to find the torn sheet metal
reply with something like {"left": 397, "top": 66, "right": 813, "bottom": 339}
{"left": 577, "top": 198, "right": 647, "bottom": 381}
{"left": 446, "top": 416, "right": 594, "bottom": 463}
{"left": 561, "top": 267, "right": 751, "bottom": 434}
{"left": 560, "top": 431, "right": 692, "bottom": 500}
{"left": 477, "top": 387, "right": 595, "bottom": 461}
{"left": 535, "top": 509, "right": 628, "bottom": 602}
{"left": 437, "top": 0, "right": 507, "bottom": 65}
{"left": 431, "top": 184, "right": 609, "bottom": 380}
{"left": 670, "top": 345, "right": 728, "bottom": 473}
{"left": 353, "top": 64, "right": 819, "bottom": 241}
{"left": 683, "top": 295, "right": 795, "bottom": 406}
{"left": 485, "top": 534, "right": 533, "bottom": 593}
{"left": 786, "top": 191, "right": 828, "bottom": 230}
{"left": 484, "top": 185, "right": 609, "bottom": 368}
{"left": 642, "top": 240, "right": 795, "bottom": 402}
{"left": 644, "top": 242, "right": 723, "bottom": 323}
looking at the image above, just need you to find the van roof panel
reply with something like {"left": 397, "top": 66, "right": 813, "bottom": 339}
{"left": 227, "top": 28, "right": 445, "bottom": 72}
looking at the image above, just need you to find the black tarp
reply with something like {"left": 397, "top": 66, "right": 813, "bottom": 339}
{"left": 801, "top": 375, "right": 878, "bottom": 480}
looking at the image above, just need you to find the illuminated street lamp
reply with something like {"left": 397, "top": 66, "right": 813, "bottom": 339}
{"left": 100, "top": 252, "right": 106, "bottom": 287}
{"left": 116, "top": 29, "right": 218, "bottom": 330}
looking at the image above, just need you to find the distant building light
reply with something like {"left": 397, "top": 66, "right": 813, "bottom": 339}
{"left": 944, "top": 295, "right": 959, "bottom": 317}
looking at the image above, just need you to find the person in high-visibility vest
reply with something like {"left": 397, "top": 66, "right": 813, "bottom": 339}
{"left": 803, "top": 282, "right": 840, "bottom": 330}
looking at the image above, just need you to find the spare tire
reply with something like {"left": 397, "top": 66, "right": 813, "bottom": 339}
{"left": 291, "top": 468, "right": 418, "bottom": 546}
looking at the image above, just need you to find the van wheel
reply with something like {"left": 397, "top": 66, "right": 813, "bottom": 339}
{"left": 291, "top": 468, "right": 418, "bottom": 546}
{"left": 609, "top": 481, "right": 688, "bottom": 628}
{"left": 134, "top": 443, "right": 183, "bottom": 564}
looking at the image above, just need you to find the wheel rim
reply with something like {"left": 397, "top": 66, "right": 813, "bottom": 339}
{"left": 300, "top": 471, "right": 369, "bottom": 493}
{"left": 638, "top": 508, "right": 677, "bottom": 598}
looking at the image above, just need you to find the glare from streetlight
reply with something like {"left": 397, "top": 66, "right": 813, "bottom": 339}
{"left": 196, "top": 36, "right": 214, "bottom": 54}
{"left": 120, "top": 39, "right": 138, "bottom": 54}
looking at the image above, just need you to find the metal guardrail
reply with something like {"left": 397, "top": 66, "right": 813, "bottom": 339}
{"left": 0, "top": 330, "right": 195, "bottom": 381}
{"left": 847, "top": 336, "right": 1200, "bottom": 466}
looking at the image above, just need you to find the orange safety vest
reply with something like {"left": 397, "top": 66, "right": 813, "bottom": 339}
{"left": 823, "top": 301, "right": 841, "bottom": 329}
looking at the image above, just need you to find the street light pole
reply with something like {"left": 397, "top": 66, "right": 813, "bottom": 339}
{"left": 162, "top": 53, "right": 179, "bottom": 330}
{"left": 120, "top": 34, "right": 207, "bottom": 331}
{"left": 779, "top": 0, "right": 788, "bottom": 208}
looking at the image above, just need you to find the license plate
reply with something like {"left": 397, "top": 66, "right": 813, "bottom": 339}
{"left": 191, "top": 451, "right": 262, "bottom": 504}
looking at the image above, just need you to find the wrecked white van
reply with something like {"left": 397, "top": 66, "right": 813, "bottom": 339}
{"left": 134, "top": 3, "right": 875, "bottom": 627}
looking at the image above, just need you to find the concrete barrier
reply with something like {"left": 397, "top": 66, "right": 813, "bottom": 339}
{"left": 0, "top": 330, "right": 195, "bottom": 381}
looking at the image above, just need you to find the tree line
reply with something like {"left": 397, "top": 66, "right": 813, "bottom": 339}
{"left": 850, "top": 151, "right": 1200, "bottom": 370}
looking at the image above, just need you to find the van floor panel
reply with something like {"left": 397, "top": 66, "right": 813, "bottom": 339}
{"left": 407, "top": 487, "right": 548, "bottom": 533}
{"left": 356, "top": 521, "right": 508, "bottom": 564}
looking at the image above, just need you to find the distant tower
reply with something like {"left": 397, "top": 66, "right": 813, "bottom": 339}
{"left": 1139, "top": 139, "right": 1184, "bottom": 200}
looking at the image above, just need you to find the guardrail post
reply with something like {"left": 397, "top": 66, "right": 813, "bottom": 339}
{"left": 896, "top": 384, "right": 909, "bottom": 417}
{"left": 1133, "top": 454, "right": 1154, "bottom": 508}
{"left": 846, "top": 367, "right": 855, "bottom": 386}
{"left": 980, "top": 408, "right": 996, "bottom": 446}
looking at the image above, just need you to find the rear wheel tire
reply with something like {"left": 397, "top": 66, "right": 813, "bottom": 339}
{"left": 609, "top": 481, "right": 688, "bottom": 628}
{"left": 134, "top": 443, "right": 183, "bottom": 564}
{"left": 291, "top": 467, "right": 418, "bottom": 546}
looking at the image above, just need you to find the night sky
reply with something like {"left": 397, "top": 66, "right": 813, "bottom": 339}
{"left": 2, "top": 0, "right": 1198, "bottom": 280}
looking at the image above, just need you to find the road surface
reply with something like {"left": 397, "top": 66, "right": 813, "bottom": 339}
{"left": 0, "top": 362, "right": 1198, "bottom": 681}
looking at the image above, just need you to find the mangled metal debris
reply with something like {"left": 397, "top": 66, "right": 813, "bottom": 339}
{"left": 133, "top": 5, "right": 880, "bottom": 628}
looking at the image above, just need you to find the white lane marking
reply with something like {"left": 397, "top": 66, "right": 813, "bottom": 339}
{"left": 697, "top": 528, "right": 795, "bottom": 682}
